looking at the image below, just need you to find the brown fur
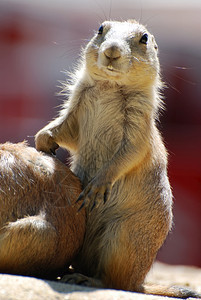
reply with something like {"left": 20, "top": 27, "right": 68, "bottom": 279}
{"left": 0, "top": 141, "right": 85, "bottom": 278}
{"left": 35, "top": 20, "right": 200, "bottom": 298}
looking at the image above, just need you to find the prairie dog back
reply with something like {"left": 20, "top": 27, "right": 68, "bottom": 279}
{"left": 0, "top": 142, "right": 85, "bottom": 278}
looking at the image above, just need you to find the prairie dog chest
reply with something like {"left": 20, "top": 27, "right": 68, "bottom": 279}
{"left": 78, "top": 85, "right": 124, "bottom": 143}
{"left": 73, "top": 84, "right": 127, "bottom": 180}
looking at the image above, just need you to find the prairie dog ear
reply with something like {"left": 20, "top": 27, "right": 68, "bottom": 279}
{"left": 152, "top": 35, "right": 158, "bottom": 50}
{"left": 127, "top": 19, "right": 138, "bottom": 24}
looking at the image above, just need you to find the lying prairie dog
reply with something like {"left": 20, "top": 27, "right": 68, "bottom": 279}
{"left": 35, "top": 19, "right": 200, "bottom": 298}
{"left": 0, "top": 141, "right": 85, "bottom": 278}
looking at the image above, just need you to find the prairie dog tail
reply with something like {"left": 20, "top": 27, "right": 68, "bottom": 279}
{"left": 143, "top": 283, "right": 201, "bottom": 299}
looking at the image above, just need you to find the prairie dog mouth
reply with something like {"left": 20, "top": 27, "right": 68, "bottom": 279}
{"left": 106, "top": 64, "right": 121, "bottom": 73}
{"left": 107, "top": 65, "right": 115, "bottom": 71}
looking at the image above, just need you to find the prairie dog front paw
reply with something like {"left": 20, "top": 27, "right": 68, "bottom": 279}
{"left": 35, "top": 130, "right": 59, "bottom": 155}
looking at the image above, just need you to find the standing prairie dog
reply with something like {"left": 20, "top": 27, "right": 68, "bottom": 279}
{"left": 35, "top": 20, "right": 200, "bottom": 298}
{"left": 0, "top": 142, "right": 85, "bottom": 278}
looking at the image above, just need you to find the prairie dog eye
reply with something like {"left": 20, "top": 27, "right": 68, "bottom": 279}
{"left": 98, "top": 25, "right": 104, "bottom": 35}
{"left": 140, "top": 33, "right": 148, "bottom": 44}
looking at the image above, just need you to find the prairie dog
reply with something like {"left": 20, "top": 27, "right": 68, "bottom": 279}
{"left": 0, "top": 142, "right": 85, "bottom": 278}
{"left": 35, "top": 20, "right": 200, "bottom": 298}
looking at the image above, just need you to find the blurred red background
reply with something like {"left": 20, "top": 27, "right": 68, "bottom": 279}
{"left": 0, "top": 1, "right": 200, "bottom": 267}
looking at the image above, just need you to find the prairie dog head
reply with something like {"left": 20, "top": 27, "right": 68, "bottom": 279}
{"left": 84, "top": 20, "right": 160, "bottom": 86}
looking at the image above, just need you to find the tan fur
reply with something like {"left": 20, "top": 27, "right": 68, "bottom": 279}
{"left": 35, "top": 20, "right": 200, "bottom": 298}
{"left": 0, "top": 141, "right": 85, "bottom": 278}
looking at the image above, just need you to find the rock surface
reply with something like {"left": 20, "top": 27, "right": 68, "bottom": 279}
{"left": 0, "top": 262, "right": 200, "bottom": 300}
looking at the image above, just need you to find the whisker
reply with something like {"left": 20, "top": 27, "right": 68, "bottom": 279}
{"left": 161, "top": 62, "right": 196, "bottom": 88}
{"left": 173, "top": 66, "right": 193, "bottom": 70}
{"left": 109, "top": 0, "right": 113, "bottom": 20}
{"left": 143, "top": 13, "right": 161, "bottom": 27}
{"left": 172, "top": 73, "right": 196, "bottom": 86}
{"left": 165, "top": 80, "right": 181, "bottom": 94}
{"left": 93, "top": 0, "right": 107, "bottom": 21}
{"left": 137, "top": 0, "right": 143, "bottom": 24}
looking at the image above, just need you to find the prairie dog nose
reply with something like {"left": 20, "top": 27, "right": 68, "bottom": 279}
{"left": 104, "top": 45, "right": 121, "bottom": 60}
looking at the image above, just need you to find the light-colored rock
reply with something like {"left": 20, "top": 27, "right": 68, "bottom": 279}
{"left": 0, "top": 262, "right": 200, "bottom": 300}
{"left": 146, "top": 262, "right": 201, "bottom": 293}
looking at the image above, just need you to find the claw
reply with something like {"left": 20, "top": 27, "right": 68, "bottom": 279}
{"left": 75, "top": 192, "right": 84, "bottom": 204}
{"left": 90, "top": 201, "right": 96, "bottom": 212}
{"left": 103, "top": 191, "right": 108, "bottom": 204}
{"left": 50, "top": 149, "right": 57, "bottom": 156}
{"left": 78, "top": 201, "right": 85, "bottom": 212}
{"left": 50, "top": 142, "right": 59, "bottom": 156}
{"left": 103, "top": 185, "right": 111, "bottom": 204}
